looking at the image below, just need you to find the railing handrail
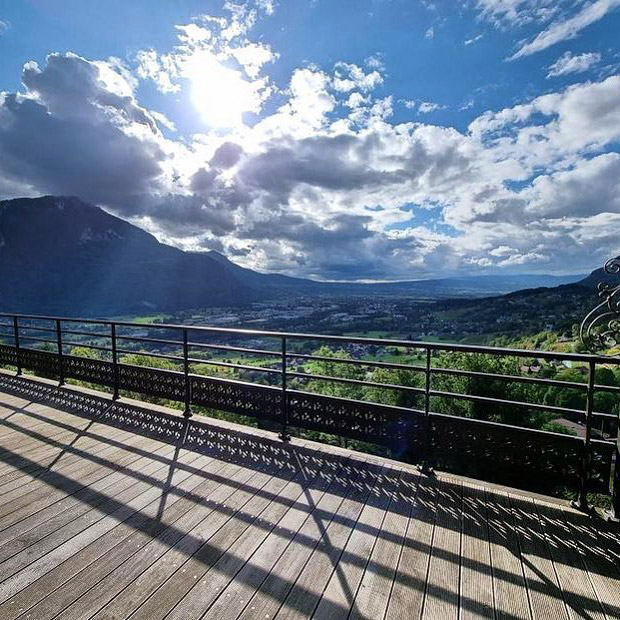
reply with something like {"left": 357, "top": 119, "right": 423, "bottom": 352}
{"left": 1, "top": 311, "right": 618, "bottom": 365}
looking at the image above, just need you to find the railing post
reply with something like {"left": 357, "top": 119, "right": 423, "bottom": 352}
{"left": 111, "top": 322, "right": 119, "bottom": 401}
{"left": 182, "top": 328, "right": 192, "bottom": 418}
{"left": 279, "top": 336, "right": 290, "bottom": 441}
{"left": 55, "top": 319, "right": 64, "bottom": 386}
{"left": 572, "top": 359, "right": 596, "bottom": 512}
{"left": 12, "top": 316, "right": 21, "bottom": 376}
{"left": 606, "top": 418, "right": 620, "bottom": 521}
{"left": 418, "top": 347, "right": 433, "bottom": 475}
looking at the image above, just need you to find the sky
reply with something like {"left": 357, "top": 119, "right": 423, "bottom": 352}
{"left": 0, "top": 0, "right": 619, "bottom": 281}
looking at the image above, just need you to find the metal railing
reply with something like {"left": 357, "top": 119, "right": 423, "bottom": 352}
{"left": 0, "top": 311, "right": 619, "bottom": 517}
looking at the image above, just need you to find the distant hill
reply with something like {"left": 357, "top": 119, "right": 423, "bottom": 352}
{"left": 576, "top": 257, "right": 620, "bottom": 290}
{"left": 412, "top": 261, "right": 619, "bottom": 343}
{"left": 0, "top": 195, "right": 586, "bottom": 315}
{"left": 205, "top": 249, "right": 582, "bottom": 298}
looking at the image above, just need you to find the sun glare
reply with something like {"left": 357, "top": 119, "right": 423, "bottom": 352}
{"left": 187, "top": 51, "right": 257, "bottom": 128}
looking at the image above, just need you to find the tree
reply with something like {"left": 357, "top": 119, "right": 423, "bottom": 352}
{"left": 364, "top": 367, "right": 423, "bottom": 408}
{"left": 431, "top": 351, "right": 569, "bottom": 430}
{"left": 300, "top": 346, "right": 365, "bottom": 400}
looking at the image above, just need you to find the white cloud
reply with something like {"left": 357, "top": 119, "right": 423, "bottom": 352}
{"left": 150, "top": 110, "right": 176, "bottom": 132}
{"left": 0, "top": 19, "right": 9, "bottom": 34}
{"left": 230, "top": 42, "right": 278, "bottom": 79}
{"left": 134, "top": 5, "right": 278, "bottom": 129}
{"left": 0, "top": 53, "right": 174, "bottom": 208}
{"left": 255, "top": 0, "right": 276, "bottom": 15}
{"left": 523, "top": 153, "right": 620, "bottom": 217}
{"left": 425, "top": 26, "right": 435, "bottom": 40}
{"left": 546, "top": 51, "right": 601, "bottom": 77}
{"left": 365, "top": 54, "right": 384, "bottom": 70}
{"left": 333, "top": 62, "right": 383, "bottom": 93}
{"left": 344, "top": 92, "right": 370, "bottom": 109}
{"left": 469, "top": 75, "right": 620, "bottom": 161}
{"left": 475, "top": 0, "right": 560, "bottom": 28}
{"left": 418, "top": 101, "right": 447, "bottom": 114}
{"left": 510, "top": 0, "right": 620, "bottom": 59}
{"left": 175, "top": 23, "right": 212, "bottom": 44}
{"left": 464, "top": 34, "right": 483, "bottom": 45}
{"left": 135, "top": 49, "right": 179, "bottom": 93}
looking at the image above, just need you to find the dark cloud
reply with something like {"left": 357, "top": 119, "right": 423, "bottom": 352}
{"left": 21, "top": 53, "right": 159, "bottom": 132}
{"left": 108, "top": 194, "right": 237, "bottom": 238}
{"left": 238, "top": 134, "right": 403, "bottom": 204}
{"left": 0, "top": 54, "right": 167, "bottom": 207}
{"left": 210, "top": 141, "right": 244, "bottom": 169}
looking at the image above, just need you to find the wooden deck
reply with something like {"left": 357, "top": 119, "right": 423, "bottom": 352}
{"left": 0, "top": 374, "right": 619, "bottom": 619}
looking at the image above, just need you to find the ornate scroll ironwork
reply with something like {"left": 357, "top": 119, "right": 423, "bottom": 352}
{"left": 580, "top": 257, "right": 620, "bottom": 356}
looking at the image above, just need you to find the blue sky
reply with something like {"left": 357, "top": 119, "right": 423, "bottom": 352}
{"left": 0, "top": 0, "right": 619, "bottom": 280}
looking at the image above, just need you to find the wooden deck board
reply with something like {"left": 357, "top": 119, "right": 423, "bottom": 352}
{"left": 195, "top": 457, "right": 357, "bottom": 620}
{"left": 349, "top": 469, "right": 412, "bottom": 620}
{"left": 509, "top": 494, "right": 568, "bottom": 620}
{"left": 420, "top": 477, "right": 462, "bottom": 620}
{"left": 0, "top": 435, "right": 176, "bottom": 548}
{"left": 0, "top": 433, "right": 178, "bottom": 533}
{"left": 0, "top": 379, "right": 614, "bottom": 620}
{"left": 536, "top": 502, "right": 606, "bottom": 619}
{"left": 0, "top": 449, "right": 207, "bottom": 612}
{"left": 71, "top": 461, "right": 250, "bottom": 619}
{"left": 195, "top": 457, "right": 352, "bottom": 620}
{"left": 459, "top": 483, "right": 494, "bottom": 619}
{"left": 0, "top": 423, "right": 132, "bottom": 493}
{"left": 0, "top": 442, "right": 179, "bottom": 565}
{"left": 384, "top": 470, "right": 436, "bottom": 620}
{"left": 97, "top": 468, "right": 298, "bottom": 618}
{"left": 131, "top": 454, "right": 337, "bottom": 620}
{"left": 560, "top": 507, "right": 620, "bottom": 619}
{"left": 12, "top": 453, "right": 235, "bottom": 620}
{"left": 486, "top": 488, "right": 532, "bottom": 619}
{"left": 0, "top": 428, "right": 162, "bottom": 513}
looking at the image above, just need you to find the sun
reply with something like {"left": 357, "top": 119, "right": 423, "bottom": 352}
{"left": 186, "top": 51, "right": 258, "bottom": 128}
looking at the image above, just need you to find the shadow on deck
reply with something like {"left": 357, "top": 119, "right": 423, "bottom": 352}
{"left": 0, "top": 372, "right": 619, "bottom": 619}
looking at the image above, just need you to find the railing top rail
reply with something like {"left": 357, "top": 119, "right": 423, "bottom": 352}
{"left": 2, "top": 311, "right": 618, "bottom": 365}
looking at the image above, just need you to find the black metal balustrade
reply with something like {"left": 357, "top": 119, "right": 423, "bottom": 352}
{"left": 1, "top": 311, "right": 619, "bottom": 518}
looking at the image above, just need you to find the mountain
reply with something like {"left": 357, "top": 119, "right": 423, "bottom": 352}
{"left": 0, "top": 195, "right": 585, "bottom": 315}
{"left": 0, "top": 196, "right": 255, "bottom": 314}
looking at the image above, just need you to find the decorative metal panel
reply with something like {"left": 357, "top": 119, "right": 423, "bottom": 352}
{"left": 430, "top": 413, "right": 613, "bottom": 494}
{"left": 0, "top": 339, "right": 615, "bottom": 498}
{"left": 0, "top": 344, "right": 17, "bottom": 367}
{"left": 191, "top": 375, "right": 282, "bottom": 422}
{"left": 287, "top": 390, "right": 424, "bottom": 456}
{"left": 118, "top": 363, "right": 185, "bottom": 400}
{"left": 64, "top": 355, "right": 115, "bottom": 387}
{"left": 18, "top": 347, "right": 59, "bottom": 379}
{"left": 581, "top": 256, "right": 620, "bottom": 355}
